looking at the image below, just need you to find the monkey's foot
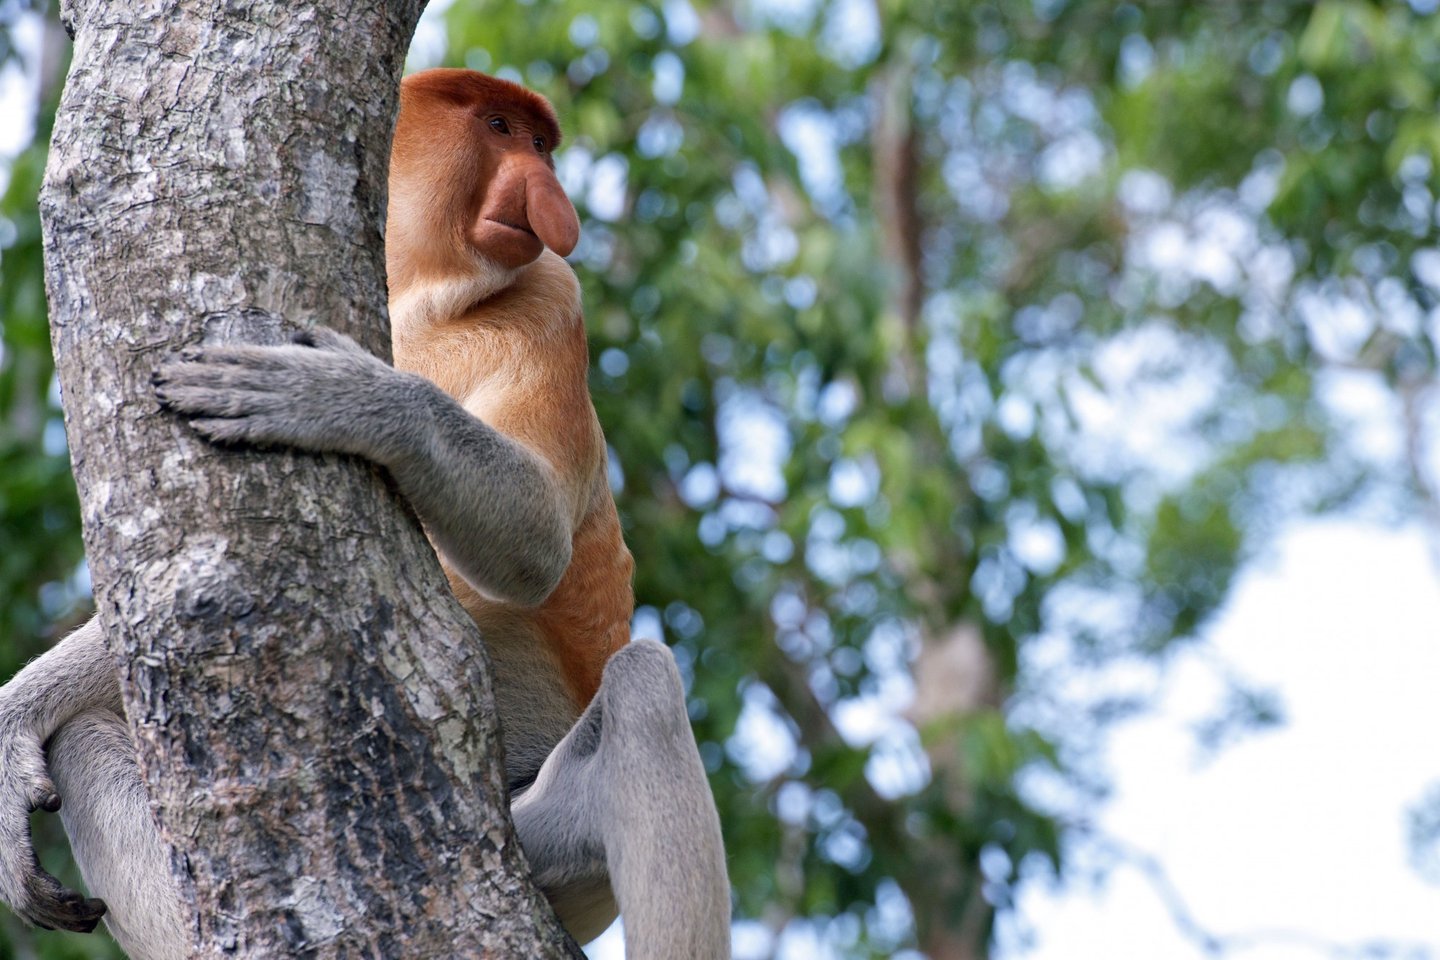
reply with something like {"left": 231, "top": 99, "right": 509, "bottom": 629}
{"left": 0, "top": 722, "right": 107, "bottom": 932}
{"left": 17, "top": 865, "right": 107, "bottom": 933}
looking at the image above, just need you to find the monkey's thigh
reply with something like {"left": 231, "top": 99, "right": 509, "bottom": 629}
{"left": 48, "top": 712, "right": 189, "bottom": 960}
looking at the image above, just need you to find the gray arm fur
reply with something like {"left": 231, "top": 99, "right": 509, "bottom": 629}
{"left": 153, "top": 327, "right": 573, "bottom": 607}
{"left": 0, "top": 617, "right": 115, "bottom": 930}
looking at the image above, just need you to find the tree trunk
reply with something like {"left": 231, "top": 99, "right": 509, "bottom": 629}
{"left": 39, "top": 0, "right": 579, "bottom": 956}
{"left": 872, "top": 58, "right": 1000, "bottom": 960}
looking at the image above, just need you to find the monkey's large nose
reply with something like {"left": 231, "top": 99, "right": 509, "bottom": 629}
{"left": 525, "top": 170, "right": 580, "bottom": 258}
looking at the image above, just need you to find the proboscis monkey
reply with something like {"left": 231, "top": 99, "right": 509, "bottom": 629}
{"left": 0, "top": 69, "right": 730, "bottom": 960}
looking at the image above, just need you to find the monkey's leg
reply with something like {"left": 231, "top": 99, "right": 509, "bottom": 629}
{"left": 514, "top": 640, "right": 731, "bottom": 958}
{"left": 595, "top": 641, "right": 731, "bottom": 960}
{"left": 48, "top": 712, "right": 188, "bottom": 960}
{"left": 511, "top": 688, "right": 617, "bottom": 944}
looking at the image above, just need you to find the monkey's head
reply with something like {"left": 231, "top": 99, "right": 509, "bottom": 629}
{"left": 388, "top": 69, "right": 581, "bottom": 293}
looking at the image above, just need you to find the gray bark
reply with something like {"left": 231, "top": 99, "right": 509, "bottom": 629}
{"left": 39, "top": 0, "right": 580, "bottom": 956}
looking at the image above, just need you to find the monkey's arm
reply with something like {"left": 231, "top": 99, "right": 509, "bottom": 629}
{"left": 0, "top": 617, "right": 115, "bottom": 931}
{"left": 153, "top": 328, "right": 573, "bottom": 607}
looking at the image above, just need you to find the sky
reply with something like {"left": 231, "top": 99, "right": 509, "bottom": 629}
{"left": 5, "top": 9, "right": 1440, "bottom": 960}
{"left": 589, "top": 521, "right": 1440, "bottom": 960}
{"left": 0, "top": 14, "right": 41, "bottom": 158}
{"left": 1001, "top": 520, "right": 1440, "bottom": 960}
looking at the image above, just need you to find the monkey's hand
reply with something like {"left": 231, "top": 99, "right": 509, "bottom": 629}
{"left": 0, "top": 717, "right": 107, "bottom": 932}
{"left": 156, "top": 325, "right": 573, "bottom": 607}
{"left": 153, "top": 327, "right": 423, "bottom": 463}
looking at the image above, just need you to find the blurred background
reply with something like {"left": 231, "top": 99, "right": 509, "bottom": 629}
{"left": 3, "top": 0, "right": 1440, "bottom": 957}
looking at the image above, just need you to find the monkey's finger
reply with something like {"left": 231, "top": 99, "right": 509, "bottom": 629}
{"left": 187, "top": 416, "right": 302, "bottom": 449}
{"left": 156, "top": 353, "right": 298, "bottom": 386}
{"left": 154, "top": 363, "right": 283, "bottom": 400}
{"left": 31, "top": 893, "right": 107, "bottom": 934}
{"left": 154, "top": 360, "right": 275, "bottom": 393}
{"left": 27, "top": 893, "right": 107, "bottom": 933}
{"left": 163, "top": 345, "right": 320, "bottom": 376}
{"left": 174, "top": 346, "right": 279, "bottom": 366}
{"left": 155, "top": 383, "right": 285, "bottom": 419}
{"left": 20, "top": 769, "right": 59, "bottom": 814}
{"left": 32, "top": 773, "right": 60, "bottom": 814}
{"left": 157, "top": 352, "right": 358, "bottom": 396}
{"left": 291, "top": 326, "right": 368, "bottom": 354}
{"left": 0, "top": 736, "right": 62, "bottom": 812}
{"left": 20, "top": 862, "right": 107, "bottom": 933}
{"left": 187, "top": 417, "right": 252, "bottom": 444}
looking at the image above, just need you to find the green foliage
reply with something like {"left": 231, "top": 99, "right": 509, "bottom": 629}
{"left": 432, "top": 1, "right": 1440, "bottom": 953}
{"left": 1, "top": 133, "right": 86, "bottom": 652}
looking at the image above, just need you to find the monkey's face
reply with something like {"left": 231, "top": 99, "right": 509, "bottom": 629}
{"left": 389, "top": 70, "right": 581, "bottom": 285}
{"left": 464, "top": 105, "right": 578, "bottom": 270}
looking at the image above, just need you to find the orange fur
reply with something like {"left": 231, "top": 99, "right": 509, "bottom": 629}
{"left": 388, "top": 72, "right": 633, "bottom": 709}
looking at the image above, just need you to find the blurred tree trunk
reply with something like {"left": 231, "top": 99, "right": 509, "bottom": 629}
{"left": 39, "top": 0, "right": 579, "bottom": 956}
{"left": 873, "top": 60, "right": 1001, "bottom": 960}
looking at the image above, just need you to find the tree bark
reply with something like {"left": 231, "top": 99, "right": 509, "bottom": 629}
{"left": 39, "top": 0, "right": 580, "bottom": 956}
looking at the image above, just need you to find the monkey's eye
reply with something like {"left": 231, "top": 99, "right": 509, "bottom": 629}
{"left": 533, "top": 136, "right": 547, "bottom": 153}
{"left": 488, "top": 117, "right": 510, "bottom": 135}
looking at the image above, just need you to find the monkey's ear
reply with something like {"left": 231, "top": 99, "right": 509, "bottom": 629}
{"left": 525, "top": 171, "right": 580, "bottom": 258}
